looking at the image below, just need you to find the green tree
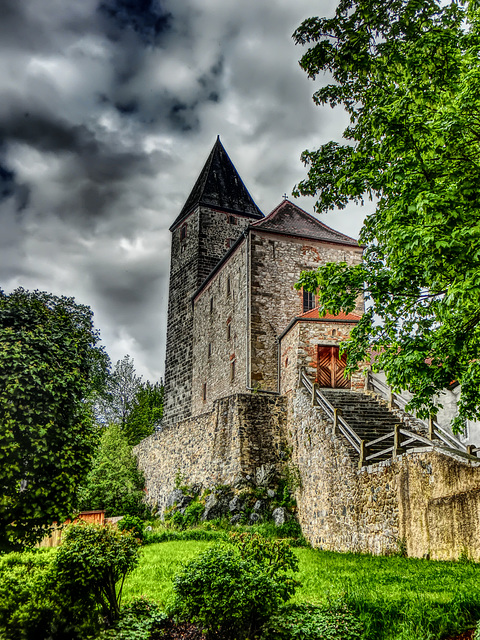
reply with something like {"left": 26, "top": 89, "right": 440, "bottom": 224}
{"left": 95, "top": 355, "right": 142, "bottom": 428}
{"left": 77, "top": 424, "right": 149, "bottom": 517}
{"left": 95, "top": 355, "right": 163, "bottom": 444}
{"left": 294, "top": 0, "right": 480, "bottom": 430}
{"left": 124, "top": 380, "right": 163, "bottom": 445}
{"left": 0, "top": 288, "right": 108, "bottom": 550}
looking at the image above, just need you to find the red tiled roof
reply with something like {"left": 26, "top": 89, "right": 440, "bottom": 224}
{"left": 298, "top": 307, "right": 362, "bottom": 321}
{"left": 252, "top": 199, "right": 359, "bottom": 246}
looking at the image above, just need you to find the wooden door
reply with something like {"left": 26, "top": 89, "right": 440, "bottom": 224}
{"left": 317, "top": 345, "right": 350, "bottom": 389}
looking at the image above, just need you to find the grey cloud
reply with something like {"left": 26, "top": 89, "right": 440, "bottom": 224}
{"left": 0, "top": 0, "right": 365, "bottom": 381}
{"left": 98, "top": 0, "right": 172, "bottom": 45}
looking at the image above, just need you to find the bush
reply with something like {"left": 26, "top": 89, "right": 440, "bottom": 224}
{"left": 229, "top": 532, "right": 300, "bottom": 601}
{"left": 118, "top": 515, "right": 145, "bottom": 543}
{"left": 173, "top": 546, "right": 286, "bottom": 639}
{"left": 55, "top": 523, "right": 140, "bottom": 623}
{"left": 0, "top": 549, "right": 94, "bottom": 640}
{"left": 260, "top": 602, "right": 363, "bottom": 640}
{"left": 97, "top": 596, "right": 168, "bottom": 640}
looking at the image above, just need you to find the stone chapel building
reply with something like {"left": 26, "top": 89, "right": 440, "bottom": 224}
{"left": 163, "top": 137, "right": 364, "bottom": 426}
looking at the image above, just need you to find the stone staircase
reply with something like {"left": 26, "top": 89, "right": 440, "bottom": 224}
{"left": 320, "top": 388, "right": 415, "bottom": 463}
{"left": 300, "top": 368, "right": 477, "bottom": 466}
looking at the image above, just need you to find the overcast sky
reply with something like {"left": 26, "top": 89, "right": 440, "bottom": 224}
{"left": 0, "top": 0, "right": 369, "bottom": 381}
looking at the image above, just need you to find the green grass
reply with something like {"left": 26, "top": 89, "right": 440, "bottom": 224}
{"left": 122, "top": 541, "right": 212, "bottom": 607}
{"left": 123, "top": 541, "right": 480, "bottom": 639}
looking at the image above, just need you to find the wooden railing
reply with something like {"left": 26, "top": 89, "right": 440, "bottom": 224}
{"left": 299, "top": 368, "right": 479, "bottom": 467}
{"left": 300, "top": 369, "right": 362, "bottom": 454}
{"left": 367, "top": 371, "right": 473, "bottom": 454}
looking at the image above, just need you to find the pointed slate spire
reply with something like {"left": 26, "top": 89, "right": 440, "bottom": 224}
{"left": 170, "top": 137, "right": 263, "bottom": 231}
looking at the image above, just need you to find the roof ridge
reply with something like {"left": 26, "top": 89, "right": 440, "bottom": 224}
{"left": 253, "top": 199, "right": 359, "bottom": 246}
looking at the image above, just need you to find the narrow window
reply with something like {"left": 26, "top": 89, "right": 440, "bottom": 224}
{"left": 226, "top": 317, "right": 232, "bottom": 340}
{"left": 285, "top": 357, "right": 289, "bottom": 368}
{"left": 303, "top": 289, "right": 315, "bottom": 313}
{"left": 210, "top": 297, "right": 214, "bottom": 314}
{"left": 332, "top": 329, "right": 337, "bottom": 337}
{"left": 226, "top": 276, "right": 231, "bottom": 296}
{"left": 208, "top": 343, "right": 212, "bottom": 358}
{"left": 230, "top": 357, "right": 236, "bottom": 382}
{"left": 180, "top": 224, "right": 187, "bottom": 241}
{"left": 202, "top": 383, "right": 207, "bottom": 402}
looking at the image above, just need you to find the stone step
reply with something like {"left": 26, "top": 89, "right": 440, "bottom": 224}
{"left": 315, "top": 388, "right": 427, "bottom": 463}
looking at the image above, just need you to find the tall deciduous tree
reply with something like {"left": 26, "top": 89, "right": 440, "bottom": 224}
{"left": 95, "top": 355, "right": 163, "bottom": 444}
{"left": 77, "top": 424, "right": 149, "bottom": 518}
{"left": 294, "top": 0, "right": 480, "bottom": 430}
{"left": 0, "top": 288, "right": 108, "bottom": 549}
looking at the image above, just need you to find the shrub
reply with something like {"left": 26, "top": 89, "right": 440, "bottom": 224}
{"left": 118, "top": 515, "right": 145, "bottom": 543}
{"left": 229, "top": 532, "right": 300, "bottom": 601}
{"left": 173, "top": 546, "right": 285, "bottom": 639}
{"left": 0, "top": 549, "right": 94, "bottom": 640}
{"left": 261, "top": 602, "right": 363, "bottom": 640}
{"left": 97, "top": 596, "right": 168, "bottom": 640}
{"left": 55, "top": 523, "right": 140, "bottom": 623}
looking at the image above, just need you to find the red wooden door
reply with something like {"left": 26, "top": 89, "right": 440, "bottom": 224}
{"left": 317, "top": 346, "right": 350, "bottom": 389}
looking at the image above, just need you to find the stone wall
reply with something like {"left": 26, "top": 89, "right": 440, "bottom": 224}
{"left": 249, "top": 231, "right": 363, "bottom": 392}
{"left": 288, "top": 386, "right": 480, "bottom": 560}
{"left": 135, "top": 393, "right": 287, "bottom": 515}
{"left": 192, "top": 242, "right": 248, "bottom": 416}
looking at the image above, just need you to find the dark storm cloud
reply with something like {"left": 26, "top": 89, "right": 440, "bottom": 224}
{"left": 0, "top": 0, "right": 363, "bottom": 380}
{"left": 99, "top": 0, "right": 172, "bottom": 45}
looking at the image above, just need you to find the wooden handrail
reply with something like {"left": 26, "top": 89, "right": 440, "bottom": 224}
{"left": 368, "top": 371, "right": 469, "bottom": 454}
{"left": 300, "top": 368, "right": 478, "bottom": 466}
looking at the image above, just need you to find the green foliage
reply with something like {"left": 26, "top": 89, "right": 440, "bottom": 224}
{"left": 229, "top": 532, "right": 300, "bottom": 601}
{"left": 261, "top": 602, "right": 363, "bottom": 640}
{"left": 97, "top": 596, "right": 168, "bottom": 640}
{"left": 164, "top": 497, "right": 205, "bottom": 530}
{"left": 77, "top": 424, "right": 150, "bottom": 518}
{"left": 0, "top": 549, "right": 95, "bottom": 640}
{"left": 121, "top": 540, "right": 480, "bottom": 639}
{"left": 124, "top": 381, "right": 163, "bottom": 446}
{"left": 144, "top": 527, "right": 228, "bottom": 544}
{"left": 95, "top": 355, "right": 163, "bottom": 445}
{"left": 55, "top": 522, "right": 140, "bottom": 623}
{"left": 0, "top": 287, "right": 108, "bottom": 550}
{"left": 173, "top": 546, "right": 287, "bottom": 639}
{"left": 118, "top": 515, "right": 146, "bottom": 543}
{"left": 293, "top": 0, "right": 480, "bottom": 429}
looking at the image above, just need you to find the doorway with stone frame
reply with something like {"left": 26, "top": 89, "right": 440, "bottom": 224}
{"left": 317, "top": 345, "right": 350, "bottom": 389}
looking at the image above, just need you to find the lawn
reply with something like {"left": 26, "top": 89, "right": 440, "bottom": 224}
{"left": 123, "top": 540, "right": 480, "bottom": 639}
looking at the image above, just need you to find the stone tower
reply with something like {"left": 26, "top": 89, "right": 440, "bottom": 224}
{"left": 163, "top": 137, "right": 264, "bottom": 425}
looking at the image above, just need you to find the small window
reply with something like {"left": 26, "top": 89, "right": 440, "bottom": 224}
{"left": 332, "top": 329, "right": 337, "bottom": 337}
{"left": 226, "top": 276, "right": 231, "bottom": 296}
{"left": 230, "top": 357, "right": 236, "bottom": 382}
{"left": 202, "top": 383, "right": 207, "bottom": 402}
{"left": 180, "top": 224, "right": 187, "bottom": 241}
{"left": 229, "top": 215, "right": 237, "bottom": 225}
{"left": 210, "top": 297, "right": 214, "bottom": 314}
{"left": 226, "top": 317, "right": 232, "bottom": 340}
{"left": 208, "top": 343, "right": 212, "bottom": 358}
{"left": 285, "top": 357, "right": 289, "bottom": 368}
{"left": 303, "top": 289, "right": 315, "bottom": 313}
